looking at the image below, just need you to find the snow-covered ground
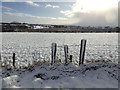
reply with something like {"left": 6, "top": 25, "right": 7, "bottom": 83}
{"left": 1, "top": 62, "right": 119, "bottom": 88}
{"left": 1, "top": 33, "right": 118, "bottom": 68}
{"left": 0, "top": 69, "right": 2, "bottom": 90}
{"left": 1, "top": 32, "right": 119, "bottom": 88}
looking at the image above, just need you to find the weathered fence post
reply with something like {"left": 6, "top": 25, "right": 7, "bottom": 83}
{"left": 13, "top": 53, "right": 15, "bottom": 67}
{"left": 70, "top": 55, "right": 73, "bottom": 63}
{"left": 51, "top": 43, "right": 57, "bottom": 65}
{"left": 64, "top": 45, "right": 68, "bottom": 65}
{"left": 79, "top": 39, "right": 87, "bottom": 65}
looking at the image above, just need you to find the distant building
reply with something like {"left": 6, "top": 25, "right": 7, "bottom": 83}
{"left": 33, "top": 25, "right": 49, "bottom": 29}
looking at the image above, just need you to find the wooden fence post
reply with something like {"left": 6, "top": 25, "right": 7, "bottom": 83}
{"left": 64, "top": 45, "right": 68, "bottom": 65}
{"left": 70, "top": 55, "right": 73, "bottom": 63}
{"left": 51, "top": 43, "right": 57, "bottom": 65}
{"left": 13, "top": 53, "right": 15, "bottom": 67}
{"left": 79, "top": 39, "right": 87, "bottom": 65}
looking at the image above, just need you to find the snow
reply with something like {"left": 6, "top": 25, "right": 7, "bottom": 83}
{"left": 1, "top": 62, "right": 119, "bottom": 88}
{"left": 0, "top": 69, "right": 2, "bottom": 90}
{"left": 1, "top": 32, "right": 119, "bottom": 88}
{"left": 1, "top": 33, "right": 118, "bottom": 68}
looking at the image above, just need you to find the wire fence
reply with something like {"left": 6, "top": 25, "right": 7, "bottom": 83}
{"left": 1, "top": 43, "right": 118, "bottom": 68}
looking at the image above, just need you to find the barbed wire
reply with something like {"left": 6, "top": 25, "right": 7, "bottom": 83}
{"left": 1, "top": 43, "right": 118, "bottom": 68}
{"left": 1, "top": 44, "right": 118, "bottom": 54}
{"left": 2, "top": 43, "right": 119, "bottom": 48}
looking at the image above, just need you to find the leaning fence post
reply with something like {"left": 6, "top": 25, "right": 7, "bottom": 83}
{"left": 51, "top": 43, "right": 57, "bottom": 65}
{"left": 79, "top": 39, "right": 87, "bottom": 65}
{"left": 70, "top": 55, "right": 73, "bottom": 63}
{"left": 64, "top": 45, "right": 68, "bottom": 65}
{"left": 13, "top": 53, "right": 15, "bottom": 67}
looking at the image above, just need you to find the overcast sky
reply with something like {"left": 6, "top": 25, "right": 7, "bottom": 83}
{"left": 1, "top": 0, "right": 119, "bottom": 27}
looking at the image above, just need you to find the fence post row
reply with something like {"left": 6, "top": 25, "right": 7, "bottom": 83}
{"left": 51, "top": 43, "right": 57, "bottom": 65}
{"left": 79, "top": 39, "right": 87, "bottom": 65}
{"left": 11, "top": 40, "right": 86, "bottom": 68}
{"left": 64, "top": 45, "right": 68, "bottom": 65}
{"left": 13, "top": 53, "right": 15, "bottom": 67}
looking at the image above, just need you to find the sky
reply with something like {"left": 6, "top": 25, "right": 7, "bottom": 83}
{"left": 0, "top": 0, "right": 119, "bottom": 27}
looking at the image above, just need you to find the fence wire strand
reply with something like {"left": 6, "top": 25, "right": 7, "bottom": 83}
{"left": 1, "top": 44, "right": 118, "bottom": 68}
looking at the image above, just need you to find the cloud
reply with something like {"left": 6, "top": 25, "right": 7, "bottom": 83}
{"left": 2, "top": 12, "right": 72, "bottom": 25}
{"left": 26, "top": 1, "right": 39, "bottom": 7}
{"left": 2, "top": 0, "right": 76, "bottom": 2}
{"left": 45, "top": 4, "right": 59, "bottom": 8}
{"left": 2, "top": 0, "right": 15, "bottom": 1}
{"left": 60, "top": 10, "right": 74, "bottom": 17}
{"left": 60, "top": 0, "right": 119, "bottom": 26}
{"left": 0, "top": 6, "right": 13, "bottom": 11}
{"left": 3, "top": 12, "right": 35, "bottom": 18}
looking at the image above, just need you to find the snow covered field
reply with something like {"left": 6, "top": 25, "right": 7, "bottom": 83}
{"left": 1, "top": 33, "right": 118, "bottom": 68}
{"left": 0, "top": 32, "right": 119, "bottom": 88}
{"left": 2, "top": 62, "right": 119, "bottom": 88}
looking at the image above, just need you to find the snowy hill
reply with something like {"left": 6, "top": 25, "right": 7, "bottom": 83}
{"left": 1, "top": 62, "right": 119, "bottom": 88}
